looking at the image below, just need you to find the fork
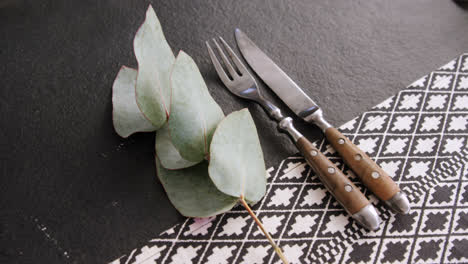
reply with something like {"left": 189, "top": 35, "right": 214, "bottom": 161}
{"left": 206, "top": 37, "right": 381, "bottom": 231}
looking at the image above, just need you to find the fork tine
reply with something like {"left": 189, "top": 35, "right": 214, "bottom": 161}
{"left": 218, "top": 37, "right": 248, "bottom": 75}
{"left": 212, "top": 38, "right": 239, "bottom": 79}
{"left": 206, "top": 41, "right": 231, "bottom": 85}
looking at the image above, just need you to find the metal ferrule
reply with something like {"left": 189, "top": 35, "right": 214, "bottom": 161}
{"left": 278, "top": 117, "right": 303, "bottom": 142}
{"left": 303, "top": 108, "right": 332, "bottom": 132}
{"left": 351, "top": 204, "right": 382, "bottom": 231}
{"left": 384, "top": 191, "right": 411, "bottom": 214}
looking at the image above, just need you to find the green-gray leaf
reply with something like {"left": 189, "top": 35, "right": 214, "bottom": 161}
{"left": 112, "top": 66, "right": 157, "bottom": 138}
{"left": 208, "top": 109, "right": 267, "bottom": 204}
{"left": 169, "top": 51, "right": 224, "bottom": 162}
{"left": 134, "top": 5, "right": 174, "bottom": 129}
{"left": 155, "top": 123, "right": 198, "bottom": 170}
{"left": 156, "top": 158, "right": 238, "bottom": 217}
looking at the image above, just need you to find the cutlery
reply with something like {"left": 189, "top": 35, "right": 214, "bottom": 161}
{"left": 234, "top": 29, "right": 410, "bottom": 214}
{"left": 206, "top": 37, "right": 381, "bottom": 230}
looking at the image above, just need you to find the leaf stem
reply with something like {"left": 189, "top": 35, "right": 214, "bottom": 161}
{"left": 240, "top": 196, "right": 289, "bottom": 264}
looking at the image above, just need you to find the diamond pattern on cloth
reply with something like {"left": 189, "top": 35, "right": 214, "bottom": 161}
{"left": 333, "top": 150, "right": 468, "bottom": 264}
{"left": 110, "top": 53, "right": 468, "bottom": 264}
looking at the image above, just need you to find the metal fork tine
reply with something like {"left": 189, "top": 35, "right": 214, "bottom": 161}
{"left": 212, "top": 39, "right": 238, "bottom": 79}
{"left": 218, "top": 37, "right": 248, "bottom": 75}
{"left": 206, "top": 41, "right": 231, "bottom": 85}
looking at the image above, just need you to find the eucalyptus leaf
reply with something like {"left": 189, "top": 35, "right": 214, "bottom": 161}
{"left": 155, "top": 123, "right": 198, "bottom": 170}
{"left": 169, "top": 51, "right": 224, "bottom": 162}
{"left": 134, "top": 5, "right": 174, "bottom": 128}
{"left": 112, "top": 66, "right": 157, "bottom": 138}
{"left": 208, "top": 109, "right": 267, "bottom": 204}
{"left": 156, "top": 158, "right": 238, "bottom": 217}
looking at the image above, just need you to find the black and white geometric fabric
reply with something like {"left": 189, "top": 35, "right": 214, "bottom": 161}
{"left": 110, "top": 53, "right": 468, "bottom": 264}
{"left": 329, "top": 150, "right": 468, "bottom": 264}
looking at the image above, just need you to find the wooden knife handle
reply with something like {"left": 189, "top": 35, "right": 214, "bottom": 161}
{"left": 325, "top": 127, "right": 400, "bottom": 201}
{"left": 296, "top": 136, "right": 370, "bottom": 214}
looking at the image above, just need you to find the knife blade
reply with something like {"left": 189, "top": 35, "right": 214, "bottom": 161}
{"left": 207, "top": 37, "right": 381, "bottom": 230}
{"left": 234, "top": 29, "right": 322, "bottom": 121}
{"left": 235, "top": 28, "right": 410, "bottom": 214}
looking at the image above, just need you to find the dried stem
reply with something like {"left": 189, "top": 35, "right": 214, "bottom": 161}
{"left": 240, "top": 196, "right": 289, "bottom": 264}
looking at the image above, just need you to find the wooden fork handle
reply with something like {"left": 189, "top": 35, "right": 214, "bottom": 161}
{"left": 325, "top": 127, "right": 400, "bottom": 201}
{"left": 295, "top": 136, "right": 370, "bottom": 214}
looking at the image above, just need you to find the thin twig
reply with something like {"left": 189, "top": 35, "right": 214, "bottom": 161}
{"left": 240, "top": 196, "right": 289, "bottom": 264}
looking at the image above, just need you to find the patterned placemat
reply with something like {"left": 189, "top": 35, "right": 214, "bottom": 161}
{"left": 325, "top": 149, "right": 468, "bottom": 264}
{"left": 110, "top": 53, "right": 468, "bottom": 264}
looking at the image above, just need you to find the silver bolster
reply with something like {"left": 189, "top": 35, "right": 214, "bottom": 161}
{"left": 278, "top": 117, "right": 303, "bottom": 142}
{"left": 258, "top": 98, "right": 284, "bottom": 121}
{"left": 303, "top": 108, "right": 332, "bottom": 132}
{"left": 256, "top": 98, "right": 303, "bottom": 142}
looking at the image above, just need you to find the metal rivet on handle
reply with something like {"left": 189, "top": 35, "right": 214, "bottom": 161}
{"left": 328, "top": 167, "right": 335, "bottom": 174}
{"left": 338, "top": 138, "right": 345, "bottom": 145}
{"left": 371, "top": 171, "right": 380, "bottom": 179}
{"left": 354, "top": 154, "right": 362, "bottom": 161}
{"left": 310, "top": 150, "right": 318, "bottom": 156}
{"left": 345, "top": 184, "right": 353, "bottom": 192}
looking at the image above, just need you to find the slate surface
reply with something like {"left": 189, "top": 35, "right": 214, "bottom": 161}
{"left": 1, "top": 0, "right": 467, "bottom": 263}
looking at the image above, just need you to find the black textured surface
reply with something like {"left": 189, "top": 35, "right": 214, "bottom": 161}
{"left": 1, "top": 0, "right": 467, "bottom": 263}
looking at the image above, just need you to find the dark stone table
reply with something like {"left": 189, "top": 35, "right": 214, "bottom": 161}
{"left": 1, "top": 0, "right": 467, "bottom": 263}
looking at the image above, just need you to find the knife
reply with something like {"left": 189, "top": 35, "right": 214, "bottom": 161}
{"left": 207, "top": 37, "right": 381, "bottom": 230}
{"left": 235, "top": 29, "right": 410, "bottom": 214}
